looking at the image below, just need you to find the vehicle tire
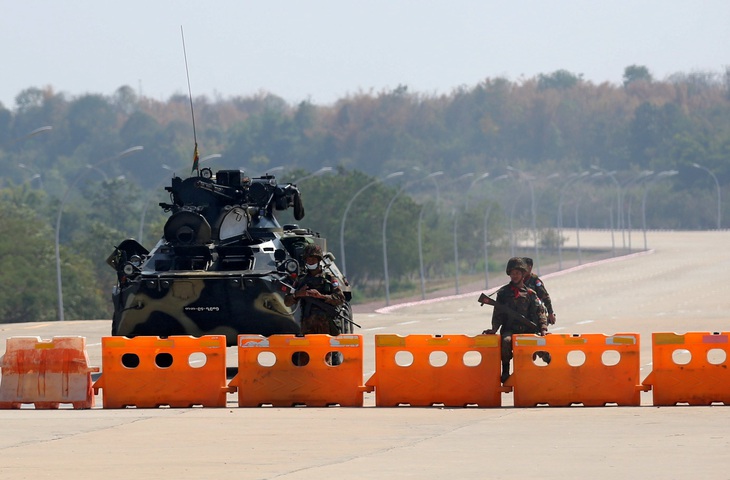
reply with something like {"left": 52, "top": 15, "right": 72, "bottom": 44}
{"left": 341, "top": 302, "right": 354, "bottom": 333}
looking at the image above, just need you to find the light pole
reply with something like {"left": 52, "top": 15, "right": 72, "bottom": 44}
{"left": 201, "top": 153, "right": 222, "bottom": 166}
{"left": 692, "top": 163, "right": 721, "bottom": 229}
{"left": 11, "top": 126, "right": 53, "bottom": 187}
{"left": 575, "top": 202, "right": 583, "bottom": 265}
{"left": 622, "top": 171, "right": 653, "bottom": 252}
{"left": 414, "top": 168, "right": 447, "bottom": 300}
{"left": 18, "top": 163, "right": 44, "bottom": 189}
{"left": 383, "top": 172, "right": 442, "bottom": 306}
{"left": 481, "top": 174, "right": 508, "bottom": 289}
{"left": 642, "top": 170, "right": 678, "bottom": 249}
{"left": 417, "top": 202, "right": 432, "bottom": 300}
{"left": 55, "top": 146, "right": 143, "bottom": 321}
{"left": 454, "top": 172, "right": 488, "bottom": 294}
{"left": 138, "top": 164, "right": 175, "bottom": 242}
{"left": 591, "top": 166, "right": 624, "bottom": 249}
{"left": 294, "top": 166, "right": 333, "bottom": 184}
{"left": 339, "top": 171, "right": 404, "bottom": 277}
{"left": 557, "top": 172, "right": 589, "bottom": 270}
{"left": 507, "top": 167, "right": 538, "bottom": 272}
{"left": 9, "top": 125, "right": 53, "bottom": 145}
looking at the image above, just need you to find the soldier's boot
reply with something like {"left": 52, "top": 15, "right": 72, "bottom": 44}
{"left": 500, "top": 362, "right": 511, "bottom": 383}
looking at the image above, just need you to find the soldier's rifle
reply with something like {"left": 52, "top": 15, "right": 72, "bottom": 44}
{"left": 477, "top": 293, "right": 539, "bottom": 332}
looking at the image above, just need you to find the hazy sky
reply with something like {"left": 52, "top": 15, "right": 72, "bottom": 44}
{"left": 1, "top": 1, "right": 728, "bottom": 109}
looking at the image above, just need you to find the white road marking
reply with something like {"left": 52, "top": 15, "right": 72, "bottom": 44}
{"left": 576, "top": 320, "right": 594, "bottom": 325}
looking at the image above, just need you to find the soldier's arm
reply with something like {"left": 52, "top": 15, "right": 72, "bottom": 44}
{"left": 535, "top": 278, "right": 555, "bottom": 325}
{"left": 485, "top": 289, "right": 507, "bottom": 333}
{"left": 306, "top": 276, "right": 346, "bottom": 306}
{"left": 324, "top": 285, "right": 346, "bottom": 306}
{"left": 532, "top": 296, "right": 548, "bottom": 335}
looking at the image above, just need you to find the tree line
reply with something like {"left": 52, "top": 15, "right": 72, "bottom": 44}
{"left": 0, "top": 65, "right": 728, "bottom": 322}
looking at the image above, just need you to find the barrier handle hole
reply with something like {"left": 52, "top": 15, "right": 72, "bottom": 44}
{"left": 394, "top": 350, "right": 414, "bottom": 367}
{"left": 121, "top": 353, "right": 140, "bottom": 369}
{"left": 429, "top": 351, "right": 448, "bottom": 367}
{"left": 292, "top": 351, "right": 310, "bottom": 367}
{"left": 326, "top": 351, "right": 343, "bottom": 366}
{"left": 188, "top": 352, "right": 207, "bottom": 368}
{"left": 257, "top": 351, "right": 276, "bottom": 367}
{"left": 155, "top": 352, "right": 174, "bottom": 368}
{"left": 707, "top": 348, "right": 726, "bottom": 366}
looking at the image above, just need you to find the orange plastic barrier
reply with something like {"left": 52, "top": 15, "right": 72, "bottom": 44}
{"left": 93, "top": 335, "right": 232, "bottom": 408}
{"left": 508, "top": 333, "right": 646, "bottom": 407}
{"left": 0, "top": 336, "right": 98, "bottom": 409}
{"left": 643, "top": 332, "right": 730, "bottom": 406}
{"left": 365, "top": 334, "right": 505, "bottom": 407}
{"left": 230, "top": 334, "right": 366, "bottom": 407}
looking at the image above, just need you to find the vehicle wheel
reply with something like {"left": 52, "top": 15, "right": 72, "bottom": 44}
{"left": 341, "top": 302, "right": 354, "bottom": 333}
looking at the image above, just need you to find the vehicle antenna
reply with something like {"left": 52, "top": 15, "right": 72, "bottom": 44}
{"left": 181, "top": 26, "right": 200, "bottom": 176}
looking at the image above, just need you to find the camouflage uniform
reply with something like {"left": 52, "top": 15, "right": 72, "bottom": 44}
{"left": 522, "top": 257, "right": 556, "bottom": 325}
{"left": 490, "top": 283, "right": 548, "bottom": 363}
{"left": 284, "top": 244, "right": 346, "bottom": 335}
{"left": 524, "top": 273, "right": 554, "bottom": 318}
{"left": 484, "top": 257, "right": 548, "bottom": 382}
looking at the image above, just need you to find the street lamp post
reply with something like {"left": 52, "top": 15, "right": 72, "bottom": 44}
{"left": 454, "top": 173, "right": 488, "bottom": 294}
{"left": 642, "top": 170, "right": 678, "bottom": 249}
{"left": 18, "top": 163, "right": 44, "bottom": 189}
{"left": 483, "top": 204, "right": 495, "bottom": 289}
{"left": 417, "top": 202, "right": 431, "bottom": 299}
{"left": 557, "top": 172, "right": 588, "bottom": 270}
{"left": 339, "top": 171, "right": 404, "bottom": 277}
{"left": 415, "top": 171, "right": 448, "bottom": 299}
{"left": 481, "top": 174, "right": 508, "bottom": 289}
{"left": 591, "top": 166, "right": 624, "bottom": 250}
{"left": 383, "top": 172, "right": 442, "bottom": 306}
{"left": 575, "top": 202, "right": 583, "bottom": 265}
{"left": 138, "top": 164, "right": 175, "bottom": 242}
{"left": 294, "top": 166, "right": 333, "bottom": 184}
{"left": 692, "top": 163, "right": 721, "bottom": 229}
{"left": 11, "top": 126, "right": 53, "bottom": 188}
{"left": 507, "top": 167, "right": 539, "bottom": 272}
{"left": 9, "top": 125, "right": 53, "bottom": 145}
{"left": 622, "top": 171, "right": 653, "bottom": 252}
{"left": 55, "top": 146, "right": 143, "bottom": 321}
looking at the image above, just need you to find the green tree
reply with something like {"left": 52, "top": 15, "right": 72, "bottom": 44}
{"left": 623, "top": 65, "right": 653, "bottom": 87}
{"left": 0, "top": 196, "right": 57, "bottom": 323}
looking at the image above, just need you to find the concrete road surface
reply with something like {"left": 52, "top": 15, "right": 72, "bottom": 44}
{"left": 1, "top": 230, "right": 729, "bottom": 479}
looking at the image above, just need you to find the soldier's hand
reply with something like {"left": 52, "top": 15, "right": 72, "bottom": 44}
{"left": 548, "top": 313, "right": 556, "bottom": 325}
{"left": 540, "top": 328, "right": 548, "bottom": 336}
{"left": 482, "top": 328, "right": 496, "bottom": 335}
{"left": 294, "top": 286, "right": 309, "bottom": 298}
{"left": 307, "top": 289, "right": 325, "bottom": 299}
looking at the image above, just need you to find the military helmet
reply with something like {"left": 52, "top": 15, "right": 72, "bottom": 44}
{"left": 303, "top": 243, "right": 323, "bottom": 260}
{"left": 506, "top": 257, "right": 528, "bottom": 274}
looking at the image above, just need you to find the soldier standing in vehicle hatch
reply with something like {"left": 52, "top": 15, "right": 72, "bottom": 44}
{"left": 522, "top": 257, "right": 556, "bottom": 325}
{"left": 284, "top": 244, "right": 346, "bottom": 335}
{"left": 482, "top": 257, "right": 548, "bottom": 383}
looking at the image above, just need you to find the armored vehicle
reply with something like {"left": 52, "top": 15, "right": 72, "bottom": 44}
{"left": 107, "top": 167, "right": 353, "bottom": 345}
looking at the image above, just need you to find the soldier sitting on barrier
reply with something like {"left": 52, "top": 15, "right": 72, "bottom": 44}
{"left": 481, "top": 257, "right": 549, "bottom": 383}
{"left": 285, "top": 244, "right": 346, "bottom": 336}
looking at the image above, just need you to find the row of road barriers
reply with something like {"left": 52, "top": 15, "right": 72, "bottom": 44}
{"left": 1, "top": 332, "right": 729, "bottom": 408}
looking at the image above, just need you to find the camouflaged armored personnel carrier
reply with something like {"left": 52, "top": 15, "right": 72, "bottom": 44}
{"left": 107, "top": 167, "right": 353, "bottom": 345}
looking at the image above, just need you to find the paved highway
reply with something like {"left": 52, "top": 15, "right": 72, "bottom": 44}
{"left": 1, "top": 230, "right": 729, "bottom": 479}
